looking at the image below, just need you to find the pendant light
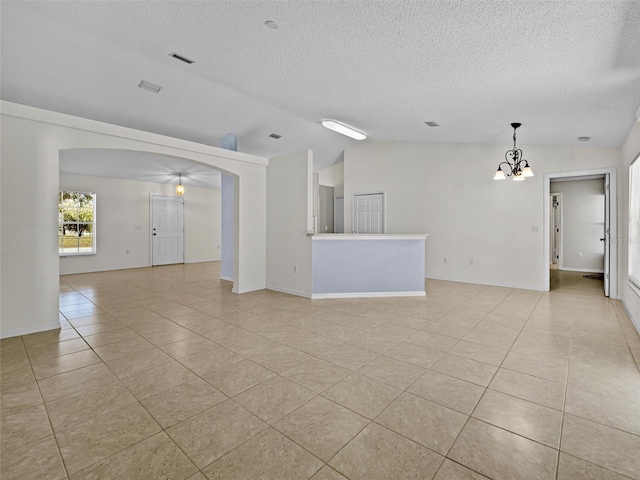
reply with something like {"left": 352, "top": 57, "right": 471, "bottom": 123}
{"left": 176, "top": 173, "right": 185, "bottom": 196}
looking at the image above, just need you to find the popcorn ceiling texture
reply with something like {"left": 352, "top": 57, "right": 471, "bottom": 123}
{"left": 2, "top": 1, "right": 639, "bottom": 170}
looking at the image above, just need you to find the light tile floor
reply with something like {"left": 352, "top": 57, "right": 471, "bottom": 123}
{"left": 2, "top": 263, "right": 640, "bottom": 479}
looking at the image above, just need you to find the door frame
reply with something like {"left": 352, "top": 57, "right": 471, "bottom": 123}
{"left": 352, "top": 191, "right": 386, "bottom": 234}
{"left": 543, "top": 168, "right": 617, "bottom": 297}
{"left": 150, "top": 194, "right": 185, "bottom": 266}
{"left": 550, "top": 192, "right": 563, "bottom": 269}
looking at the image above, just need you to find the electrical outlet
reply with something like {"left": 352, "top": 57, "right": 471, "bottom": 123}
{"left": 577, "top": 252, "right": 583, "bottom": 258}
{"left": 217, "top": 245, "right": 220, "bottom": 249}
{"left": 531, "top": 225, "right": 539, "bottom": 232}
{"left": 134, "top": 225, "right": 142, "bottom": 230}
{"left": 469, "top": 259, "right": 474, "bottom": 266}
{"left": 443, "top": 257, "right": 448, "bottom": 263}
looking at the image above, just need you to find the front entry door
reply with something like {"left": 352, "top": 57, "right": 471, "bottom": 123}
{"left": 353, "top": 193, "right": 384, "bottom": 234}
{"left": 152, "top": 195, "right": 184, "bottom": 266}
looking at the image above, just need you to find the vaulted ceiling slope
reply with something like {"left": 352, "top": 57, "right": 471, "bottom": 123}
{"left": 2, "top": 1, "right": 639, "bottom": 171}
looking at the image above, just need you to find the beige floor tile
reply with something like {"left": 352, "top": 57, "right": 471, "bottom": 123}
{"left": 448, "top": 418, "right": 558, "bottom": 480}
{"left": 37, "top": 363, "right": 120, "bottom": 402}
{"left": 385, "top": 342, "right": 444, "bottom": 368}
{"left": 121, "top": 360, "right": 197, "bottom": 400}
{"left": 356, "top": 355, "right": 425, "bottom": 389}
{"left": 462, "top": 326, "right": 518, "bottom": 350}
{"left": 68, "top": 313, "right": 117, "bottom": 328}
{"left": 565, "top": 372, "right": 640, "bottom": 436}
{"left": 56, "top": 402, "right": 160, "bottom": 474}
{"left": 1, "top": 362, "right": 36, "bottom": 387}
{"left": 0, "top": 381, "right": 42, "bottom": 410}
{"left": 557, "top": 453, "right": 630, "bottom": 480}
{"left": 424, "top": 320, "right": 474, "bottom": 339}
{"left": 27, "top": 338, "right": 90, "bottom": 362}
{"left": 73, "top": 319, "right": 128, "bottom": 337}
{"left": 140, "top": 326, "right": 198, "bottom": 346}
{"left": 141, "top": 378, "right": 227, "bottom": 428}
{"left": 408, "top": 370, "right": 485, "bottom": 415}
{"left": 472, "top": 389, "right": 563, "bottom": 448}
{"left": 346, "top": 331, "right": 402, "bottom": 353}
{"left": 224, "top": 332, "right": 280, "bottom": 356}
{"left": 430, "top": 354, "right": 498, "bottom": 387}
{"left": 203, "top": 358, "right": 276, "bottom": 397}
{"left": 322, "top": 373, "right": 401, "bottom": 419}
{"left": 433, "top": 459, "right": 489, "bottom": 479}
{"left": 1, "top": 403, "right": 53, "bottom": 451}
{"left": 160, "top": 336, "right": 218, "bottom": 359}
{"left": 69, "top": 432, "right": 197, "bottom": 480}
{"left": 178, "top": 345, "right": 243, "bottom": 376}
{"left": 488, "top": 368, "right": 565, "bottom": 410}
{"left": 31, "top": 349, "right": 102, "bottom": 380}
{"left": 329, "top": 422, "right": 444, "bottom": 480}
{"left": 561, "top": 414, "right": 640, "bottom": 479}
{"left": 103, "top": 347, "right": 174, "bottom": 378}
{"left": 167, "top": 399, "right": 267, "bottom": 468}
{"left": 502, "top": 350, "right": 568, "bottom": 383}
{"left": 186, "top": 473, "right": 207, "bottom": 480}
{"left": 82, "top": 329, "right": 141, "bottom": 348}
{"left": 376, "top": 392, "right": 467, "bottom": 455}
{"left": 282, "top": 358, "right": 351, "bottom": 393}
{"left": 249, "top": 345, "right": 313, "bottom": 373}
{"left": 447, "top": 340, "right": 508, "bottom": 366}
{"left": 22, "top": 328, "right": 81, "bottom": 349}
{"left": 318, "top": 344, "right": 379, "bottom": 371}
{"left": 0, "top": 435, "right": 66, "bottom": 480}
{"left": 310, "top": 465, "right": 348, "bottom": 480}
{"left": 405, "top": 331, "right": 459, "bottom": 352}
{"left": 46, "top": 383, "right": 136, "bottom": 433}
{"left": 203, "top": 428, "right": 323, "bottom": 480}
{"left": 93, "top": 337, "right": 155, "bottom": 361}
{"left": 274, "top": 396, "right": 369, "bottom": 461}
{"left": 234, "top": 375, "right": 315, "bottom": 423}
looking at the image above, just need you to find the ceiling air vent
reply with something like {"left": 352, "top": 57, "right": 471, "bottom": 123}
{"left": 269, "top": 133, "right": 282, "bottom": 139}
{"left": 578, "top": 136, "right": 591, "bottom": 142}
{"left": 424, "top": 121, "right": 440, "bottom": 127}
{"left": 170, "top": 53, "right": 195, "bottom": 64}
{"left": 137, "top": 80, "right": 162, "bottom": 93}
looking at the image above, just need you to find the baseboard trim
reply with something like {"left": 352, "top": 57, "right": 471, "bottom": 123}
{"left": 185, "top": 258, "right": 219, "bottom": 264}
{"left": 311, "top": 291, "right": 426, "bottom": 299}
{"left": 220, "top": 276, "right": 233, "bottom": 282}
{"left": 266, "top": 285, "right": 312, "bottom": 298}
{"left": 621, "top": 299, "right": 640, "bottom": 336}
{"left": 558, "top": 268, "right": 605, "bottom": 274}
{"left": 425, "top": 275, "right": 542, "bottom": 292}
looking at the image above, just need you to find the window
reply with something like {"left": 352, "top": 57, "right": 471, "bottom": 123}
{"left": 630, "top": 156, "right": 640, "bottom": 290}
{"left": 59, "top": 191, "right": 96, "bottom": 255}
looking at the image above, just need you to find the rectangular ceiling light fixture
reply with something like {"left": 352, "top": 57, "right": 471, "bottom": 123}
{"left": 137, "top": 80, "right": 162, "bottom": 93}
{"left": 170, "top": 53, "right": 195, "bottom": 64}
{"left": 321, "top": 120, "right": 366, "bottom": 140}
{"left": 269, "top": 133, "right": 282, "bottom": 139}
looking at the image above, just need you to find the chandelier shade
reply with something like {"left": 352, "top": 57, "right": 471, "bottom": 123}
{"left": 176, "top": 173, "right": 185, "bottom": 196}
{"left": 493, "top": 123, "right": 534, "bottom": 181}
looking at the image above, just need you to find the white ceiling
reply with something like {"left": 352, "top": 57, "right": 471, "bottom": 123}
{"left": 2, "top": 1, "right": 640, "bottom": 176}
{"left": 60, "top": 149, "right": 221, "bottom": 190}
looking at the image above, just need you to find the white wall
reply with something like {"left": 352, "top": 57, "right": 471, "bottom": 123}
{"left": 550, "top": 179, "right": 604, "bottom": 272}
{"left": 621, "top": 120, "right": 640, "bottom": 331}
{"left": 343, "top": 141, "right": 621, "bottom": 291}
{"left": 1, "top": 101, "right": 267, "bottom": 338}
{"left": 59, "top": 174, "right": 220, "bottom": 275}
{"left": 319, "top": 161, "right": 344, "bottom": 197}
{"left": 266, "top": 150, "right": 313, "bottom": 297}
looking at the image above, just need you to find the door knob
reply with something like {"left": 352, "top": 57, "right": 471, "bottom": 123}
{"left": 600, "top": 237, "right": 605, "bottom": 241}
{"left": 153, "top": 233, "right": 156, "bottom": 236}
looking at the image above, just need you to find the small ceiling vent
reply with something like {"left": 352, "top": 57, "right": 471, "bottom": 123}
{"left": 138, "top": 80, "right": 162, "bottom": 93}
{"left": 170, "top": 53, "right": 195, "bottom": 64}
{"left": 269, "top": 133, "right": 282, "bottom": 139}
{"left": 424, "top": 121, "right": 440, "bottom": 127}
{"left": 578, "top": 136, "right": 591, "bottom": 142}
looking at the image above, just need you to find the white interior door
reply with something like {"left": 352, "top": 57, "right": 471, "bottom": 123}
{"left": 353, "top": 193, "right": 384, "bottom": 234}
{"left": 552, "top": 194, "right": 561, "bottom": 265}
{"left": 152, "top": 195, "right": 184, "bottom": 266}
{"left": 603, "top": 175, "right": 610, "bottom": 297}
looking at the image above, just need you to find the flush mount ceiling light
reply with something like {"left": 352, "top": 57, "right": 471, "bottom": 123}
{"left": 265, "top": 20, "right": 278, "bottom": 29}
{"left": 493, "top": 123, "right": 534, "bottom": 182}
{"left": 176, "top": 173, "right": 185, "bottom": 196}
{"left": 321, "top": 120, "right": 366, "bottom": 140}
{"left": 138, "top": 80, "right": 162, "bottom": 93}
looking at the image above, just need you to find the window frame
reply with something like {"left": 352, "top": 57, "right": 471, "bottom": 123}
{"left": 58, "top": 190, "right": 97, "bottom": 256}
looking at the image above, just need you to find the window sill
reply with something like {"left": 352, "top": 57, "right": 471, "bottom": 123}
{"left": 59, "top": 252, "right": 96, "bottom": 257}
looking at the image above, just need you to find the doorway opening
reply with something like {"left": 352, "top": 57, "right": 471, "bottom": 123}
{"left": 543, "top": 169, "right": 617, "bottom": 297}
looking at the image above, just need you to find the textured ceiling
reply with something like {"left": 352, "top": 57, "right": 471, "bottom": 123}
{"left": 2, "top": 1, "right": 640, "bottom": 174}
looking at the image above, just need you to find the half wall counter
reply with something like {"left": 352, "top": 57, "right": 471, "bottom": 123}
{"left": 311, "top": 234, "right": 428, "bottom": 299}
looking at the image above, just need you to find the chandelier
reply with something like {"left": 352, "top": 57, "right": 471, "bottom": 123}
{"left": 493, "top": 123, "right": 534, "bottom": 181}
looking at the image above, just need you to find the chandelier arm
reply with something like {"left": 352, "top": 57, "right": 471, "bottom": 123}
{"left": 497, "top": 161, "right": 514, "bottom": 176}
